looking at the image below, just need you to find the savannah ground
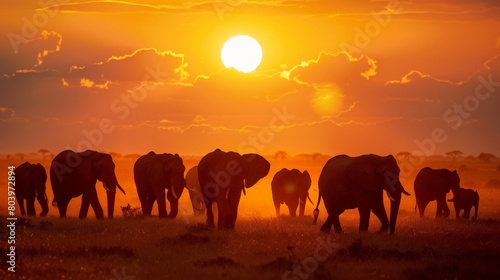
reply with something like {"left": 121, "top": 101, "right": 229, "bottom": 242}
{"left": 1, "top": 154, "right": 500, "bottom": 279}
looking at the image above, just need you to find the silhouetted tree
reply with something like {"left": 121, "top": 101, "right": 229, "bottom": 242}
{"left": 124, "top": 154, "right": 141, "bottom": 160}
{"left": 38, "top": 149, "right": 50, "bottom": 159}
{"left": 273, "top": 150, "right": 289, "bottom": 160}
{"left": 396, "top": 152, "right": 412, "bottom": 161}
{"left": 311, "top": 153, "right": 324, "bottom": 161}
{"left": 445, "top": 150, "right": 463, "bottom": 161}
{"left": 478, "top": 153, "right": 497, "bottom": 163}
{"left": 109, "top": 152, "right": 122, "bottom": 159}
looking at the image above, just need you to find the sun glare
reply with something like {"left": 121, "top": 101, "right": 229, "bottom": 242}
{"left": 221, "top": 35, "right": 262, "bottom": 73}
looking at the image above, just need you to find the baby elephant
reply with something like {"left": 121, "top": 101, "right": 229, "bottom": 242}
{"left": 448, "top": 188, "right": 479, "bottom": 220}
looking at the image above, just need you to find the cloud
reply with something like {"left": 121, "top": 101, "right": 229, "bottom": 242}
{"left": 35, "top": 30, "right": 63, "bottom": 67}
{"left": 385, "top": 70, "right": 460, "bottom": 86}
{"left": 0, "top": 108, "right": 15, "bottom": 120}
{"left": 1, "top": 30, "right": 63, "bottom": 75}
{"left": 64, "top": 48, "right": 189, "bottom": 87}
{"left": 284, "top": 51, "right": 378, "bottom": 85}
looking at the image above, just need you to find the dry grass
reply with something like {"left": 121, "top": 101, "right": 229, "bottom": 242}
{"left": 1, "top": 215, "right": 500, "bottom": 279}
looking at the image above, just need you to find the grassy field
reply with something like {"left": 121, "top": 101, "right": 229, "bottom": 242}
{"left": 1, "top": 215, "right": 500, "bottom": 279}
{"left": 1, "top": 155, "right": 500, "bottom": 279}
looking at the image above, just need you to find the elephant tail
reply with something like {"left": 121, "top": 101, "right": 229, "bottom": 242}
{"left": 307, "top": 194, "right": 313, "bottom": 205}
{"left": 312, "top": 192, "right": 321, "bottom": 225}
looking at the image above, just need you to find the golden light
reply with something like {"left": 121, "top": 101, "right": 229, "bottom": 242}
{"left": 311, "top": 85, "right": 343, "bottom": 116}
{"left": 221, "top": 35, "right": 262, "bottom": 73}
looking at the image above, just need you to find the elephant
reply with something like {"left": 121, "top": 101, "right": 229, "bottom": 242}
{"left": 271, "top": 168, "right": 312, "bottom": 217}
{"left": 313, "top": 154, "right": 411, "bottom": 235}
{"left": 50, "top": 150, "right": 126, "bottom": 219}
{"left": 448, "top": 188, "right": 479, "bottom": 220}
{"left": 15, "top": 162, "right": 49, "bottom": 217}
{"left": 413, "top": 167, "right": 461, "bottom": 218}
{"left": 185, "top": 166, "right": 206, "bottom": 216}
{"left": 198, "top": 149, "right": 270, "bottom": 229}
{"left": 134, "top": 151, "right": 186, "bottom": 218}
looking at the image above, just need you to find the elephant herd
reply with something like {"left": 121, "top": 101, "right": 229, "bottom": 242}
{"left": 14, "top": 149, "right": 480, "bottom": 234}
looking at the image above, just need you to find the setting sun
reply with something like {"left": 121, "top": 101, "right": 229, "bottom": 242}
{"left": 221, "top": 35, "right": 262, "bottom": 73}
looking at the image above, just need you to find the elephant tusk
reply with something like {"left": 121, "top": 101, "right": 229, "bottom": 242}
{"left": 242, "top": 188, "right": 246, "bottom": 196}
{"left": 386, "top": 191, "right": 396, "bottom": 202}
{"left": 103, "top": 182, "right": 111, "bottom": 191}
{"left": 117, "top": 184, "right": 126, "bottom": 195}
{"left": 172, "top": 187, "right": 178, "bottom": 200}
{"left": 402, "top": 189, "right": 411, "bottom": 196}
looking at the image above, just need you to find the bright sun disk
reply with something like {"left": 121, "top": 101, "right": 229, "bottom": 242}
{"left": 221, "top": 35, "right": 262, "bottom": 73}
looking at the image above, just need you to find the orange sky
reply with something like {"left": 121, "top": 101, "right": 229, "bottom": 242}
{"left": 1, "top": 0, "right": 499, "bottom": 157}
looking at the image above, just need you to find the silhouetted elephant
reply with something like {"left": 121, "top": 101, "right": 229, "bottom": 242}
{"left": 185, "top": 166, "right": 206, "bottom": 216}
{"left": 448, "top": 188, "right": 479, "bottom": 220}
{"left": 413, "top": 167, "right": 461, "bottom": 218}
{"left": 198, "top": 149, "right": 270, "bottom": 229}
{"left": 15, "top": 162, "right": 49, "bottom": 216}
{"left": 313, "top": 154, "right": 410, "bottom": 234}
{"left": 50, "top": 150, "right": 126, "bottom": 219}
{"left": 134, "top": 152, "right": 186, "bottom": 218}
{"left": 271, "top": 168, "right": 312, "bottom": 217}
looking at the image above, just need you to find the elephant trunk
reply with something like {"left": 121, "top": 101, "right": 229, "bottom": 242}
{"left": 389, "top": 199, "right": 401, "bottom": 235}
{"left": 107, "top": 187, "right": 116, "bottom": 219}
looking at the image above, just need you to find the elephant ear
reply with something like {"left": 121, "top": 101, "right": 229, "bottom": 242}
{"left": 347, "top": 160, "right": 378, "bottom": 193}
{"left": 242, "top": 154, "right": 271, "bottom": 188}
{"left": 90, "top": 151, "right": 107, "bottom": 181}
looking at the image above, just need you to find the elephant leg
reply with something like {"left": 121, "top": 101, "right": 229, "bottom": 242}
{"left": 142, "top": 197, "right": 155, "bottom": 216}
{"left": 418, "top": 200, "right": 429, "bottom": 218}
{"left": 227, "top": 188, "right": 242, "bottom": 229}
{"left": 191, "top": 191, "right": 205, "bottom": 216}
{"left": 436, "top": 196, "right": 450, "bottom": 218}
{"left": 37, "top": 194, "right": 49, "bottom": 217}
{"left": 154, "top": 188, "right": 168, "bottom": 218}
{"left": 26, "top": 196, "right": 36, "bottom": 216}
{"left": 138, "top": 193, "right": 150, "bottom": 216}
{"left": 371, "top": 202, "right": 389, "bottom": 232}
{"left": 320, "top": 215, "right": 333, "bottom": 233}
{"left": 17, "top": 198, "right": 26, "bottom": 216}
{"left": 79, "top": 192, "right": 91, "bottom": 219}
{"left": 288, "top": 201, "right": 298, "bottom": 217}
{"left": 358, "top": 206, "right": 371, "bottom": 232}
{"left": 298, "top": 198, "right": 306, "bottom": 217}
{"left": 166, "top": 190, "right": 178, "bottom": 218}
{"left": 86, "top": 188, "right": 104, "bottom": 219}
{"left": 205, "top": 201, "right": 215, "bottom": 229}
{"left": 217, "top": 192, "right": 230, "bottom": 230}
{"left": 274, "top": 201, "right": 280, "bottom": 217}
{"left": 463, "top": 205, "right": 472, "bottom": 219}
{"left": 321, "top": 209, "right": 344, "bottom": 233}
{"left": 58, "top": 199, "right": 70, "bottom": 218}
{"left": 454, "top": 203, "right": 460, "bottom": 219}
